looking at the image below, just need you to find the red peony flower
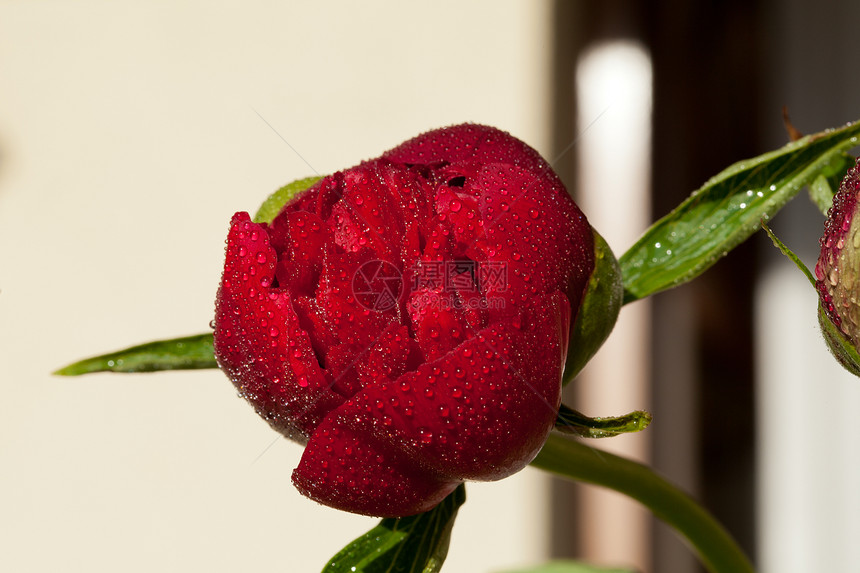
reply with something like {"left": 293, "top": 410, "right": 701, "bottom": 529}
{"left": 213, "top": 124, "right": 596, "bottom": 517}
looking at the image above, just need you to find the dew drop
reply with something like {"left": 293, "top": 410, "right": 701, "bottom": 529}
{"left": 418, "top": 428, "right": 433, "bottom": 444}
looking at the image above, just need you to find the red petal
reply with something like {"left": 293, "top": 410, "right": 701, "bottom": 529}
{"left": 327, "top": 291, "right": 570, "bottom": 483}
{"left": 293, "top": 422, "right": 458, "bottom": 517}
{"left": 407, "top": 288, "right": 473, "bottom": 362}
{"left": 310, "top": 246, "right": 402, "bottom": 353}
{"left": 319, "top": 323, "right": 417, "bottom": 398}
{"left": 355, "top": 323, "right": 418, "bottom": 388}
{"left": 268, "top": 210, "right": 330, "bottom": 295}
{"left": 214, "top": 212, "right": 344, "bottom": 441}
{"left": 383, "top": 124, "right": 562, "bottom": 188}
{"left": 434, "top": 184, "right": 486, "bottom": 255}
{"left": 475, "top": 163, "right": 594, "bottom": 319}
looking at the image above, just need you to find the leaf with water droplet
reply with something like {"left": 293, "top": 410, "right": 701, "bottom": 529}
{"left": 554, "top": 404, "right": 651, "bottom": 439}
{"left": 322, "top": 484, "right": 465, "bottom": 573}
{"left": 253, "top": 176, "right": 322, "bottom": 224}
{"left": 620, "top": 120, "right": 860, "bottom": 303}
{"left": 53, "top": 333, "right": 216, "bottom": 375}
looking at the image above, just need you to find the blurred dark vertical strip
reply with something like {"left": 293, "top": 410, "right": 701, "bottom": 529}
{"left": 550, "top": 0, "right": 764, "bottom": 570}
{"left": 548, "top": 0, "right": 583, "bottom": 559}
{"left": 761, "top": 0, "right": 860, "bottom": 256}
{"left": 643, "top": 1, "right": 763, "bottom": 572}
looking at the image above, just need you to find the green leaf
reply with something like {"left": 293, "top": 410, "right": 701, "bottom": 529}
{"left": 555, "top": 404, "right": 651, "bottom": 439}
{"left": 496, "top": 561, "right": 635, "bottom": 573}
{"left": 564, "top": 230, "right": 623, "bottom": 384}
{"left": 53, "top": 333, "right": 216, "bottom": 375}
{"left": 253, "top": 176, "right": 322, "bottom": 224}
{"left": 808, "top": 151, "right": 854, "bottom": 215}
{"left": 323, "top": 485, "right": 466, "bottom": 573}
{"left": 620, "top": 120, "right": 860, "bottom": 304}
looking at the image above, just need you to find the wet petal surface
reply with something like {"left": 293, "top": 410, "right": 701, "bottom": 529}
{"left": 214, "top": 124, "right": 595, "bottom": 516}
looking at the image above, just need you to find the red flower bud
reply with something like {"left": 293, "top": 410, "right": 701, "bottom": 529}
{"left": 816, "top": 157, "right": 860, "bottom": 376}
{"left": 213, "top": 124, "right": 596, "bottom": 516}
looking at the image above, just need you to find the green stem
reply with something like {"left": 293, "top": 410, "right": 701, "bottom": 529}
{"left": 532, "top": 433, "right": 756, "bottom": 573}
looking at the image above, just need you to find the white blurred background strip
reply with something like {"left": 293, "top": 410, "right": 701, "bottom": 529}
{"left": 574, "top": 39, "right": 654, "bottom": 572}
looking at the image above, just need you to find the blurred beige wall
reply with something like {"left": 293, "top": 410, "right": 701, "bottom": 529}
{"left": 0, "top": 2, "right": 556, "bottom": 572}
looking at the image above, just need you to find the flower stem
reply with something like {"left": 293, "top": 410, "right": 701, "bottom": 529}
{"left": 531, "top": 433, "right": 756, "bottom": 573}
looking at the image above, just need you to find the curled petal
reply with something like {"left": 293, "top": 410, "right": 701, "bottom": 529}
{"left": 214, "top": 212, "right": 344, "bottom": 441}
{"left": 269, "top": 210, "right": 330, "bottom": 296}
{"left": 293, "top": 423, "right": 457, "bottom": 517}
{"left": 383, "top": 123, "right": 562, "bottom": 188}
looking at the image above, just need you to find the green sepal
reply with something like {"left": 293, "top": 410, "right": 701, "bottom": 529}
{"left": 323, "top": 484, "right": 466, "bottom": 573}
{"left": 53, "top": 333, "right": 216, "bottom": 375}
{"left": 555, "top": 404, "right": 651, "bottom": 439}
{"left": 620, "top": 119, "right": 860, "bottom": 304}
{"left": 253, "top": 175, "right": 322, "bottom": 224}
{"left": 564, "top": 229, "right": 623, "bottom": 384}
{"left": 496, "top": 560, "right": 636, "bottom": 573}
{"left": 808, "top": 151, "right": 854, "bottom": 215}
{"left": 818, "top": 303, "right": 860, "bottom": 378}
